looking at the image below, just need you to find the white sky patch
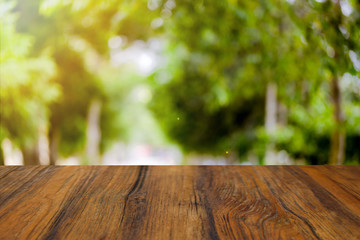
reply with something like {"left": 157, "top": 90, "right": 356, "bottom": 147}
{"left": 68, "top": 37, "right": 87, "bottom": 52}
{"left": 340, "top": 0, "right": 353, "bottom": 16}
{"left": 342, "top": 73, "right": 360, "bottom": 96}
{"left": 138, "top": 52, "right": 155, "bottom": 75}
{"left": 161, "top": 8, "right": 172, "bottom": 18}
{"left": 315, "top": 0, "right": 327, "bottom": 3}
{"left": 339, "top": 25, "right": 349, "bottom": 39}
{"left": 148, "top": 0, "right": 160, "bottom": 10}
{"left": 165, "top": 0, "right": 176, "bottom": 9}
{"left": 326, "top": 45, "right": 335, "bottom": 58}
{"left": 130, "top": 85, "right": 153, "bottom": 103}
{"left": 151, "top": 18, "right": 164, "bottom": 29}
{"left": 108, "top": 36, "right": 123, "bottom": 49}
{"left": 349, "top": 50, "right": 360, "bottom": 72}
{"left": 109, "top": 39, "right": 163, "bottom": 76}
{"left": 286, "top": 0, "right": 296, "bottom": 4}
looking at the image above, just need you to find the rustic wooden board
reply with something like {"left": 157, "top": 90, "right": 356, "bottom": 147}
{"left": 0, "top": 166, "right": 359, "bottom": 239}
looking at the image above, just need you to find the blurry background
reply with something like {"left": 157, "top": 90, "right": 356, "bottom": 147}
{"left": 0, "top": 0, "right": 359, "bottom": 165}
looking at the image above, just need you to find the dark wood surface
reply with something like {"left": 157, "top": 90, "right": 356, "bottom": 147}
{"left": 0, "top": 166, "right": 359, "bottom": 239}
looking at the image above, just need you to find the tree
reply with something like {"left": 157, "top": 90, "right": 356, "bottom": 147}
{"left": 150, "top": 0, "right": 301, "bottom": 161}
{"left": 0, "top": 0, "right": 58, "bottom": 164}
{"left": 150, "top": 0, "right": 360, "bottom": 164}
{"left": 13, "top": 0, "right": 163, "bottom": 164}
{"left": 289, "top": 0, "right": 360, "bottom": 164}
{"left": 4, "top": 0, "right": 359, "bottom": 165}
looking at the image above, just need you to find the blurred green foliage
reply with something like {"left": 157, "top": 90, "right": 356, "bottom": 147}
{"left": 149, "top": 0, "right": 360, "bottom": 163}
{"left": 0, "top": 1, "right": 58, "bottom": 163}
{"left": 0, "top": 0, "right": 359, "bottom": 164}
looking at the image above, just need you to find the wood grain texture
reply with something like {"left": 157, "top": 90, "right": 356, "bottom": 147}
{"left": 0, "top": 166, "right": 359, "bottom": 239}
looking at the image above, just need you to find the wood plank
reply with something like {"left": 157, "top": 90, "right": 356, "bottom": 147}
{"left": 0, "top": 166, "right": 359, "bottom": 239}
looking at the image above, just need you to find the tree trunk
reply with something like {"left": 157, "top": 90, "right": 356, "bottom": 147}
{"left": 329, "top": 76, "right": 346, "bottom": 165}
{"left": 0, "top": 145, "right": 4, "bottom": 165}
{"left": 49, "top": 127, "right": 59, "bottom": 165}
{"left": 265, "top": 82, "right": 278, "bottom": 165}
{"left": 22, "top": 145, "right": 39, "bottom": 165}
{"left": 85, "top": 99, "right": 102, "bottom": 165}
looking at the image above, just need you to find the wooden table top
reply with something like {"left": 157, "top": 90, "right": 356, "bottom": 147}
{"left": 0, "top": 166, "right": 359, "bottom": 239}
